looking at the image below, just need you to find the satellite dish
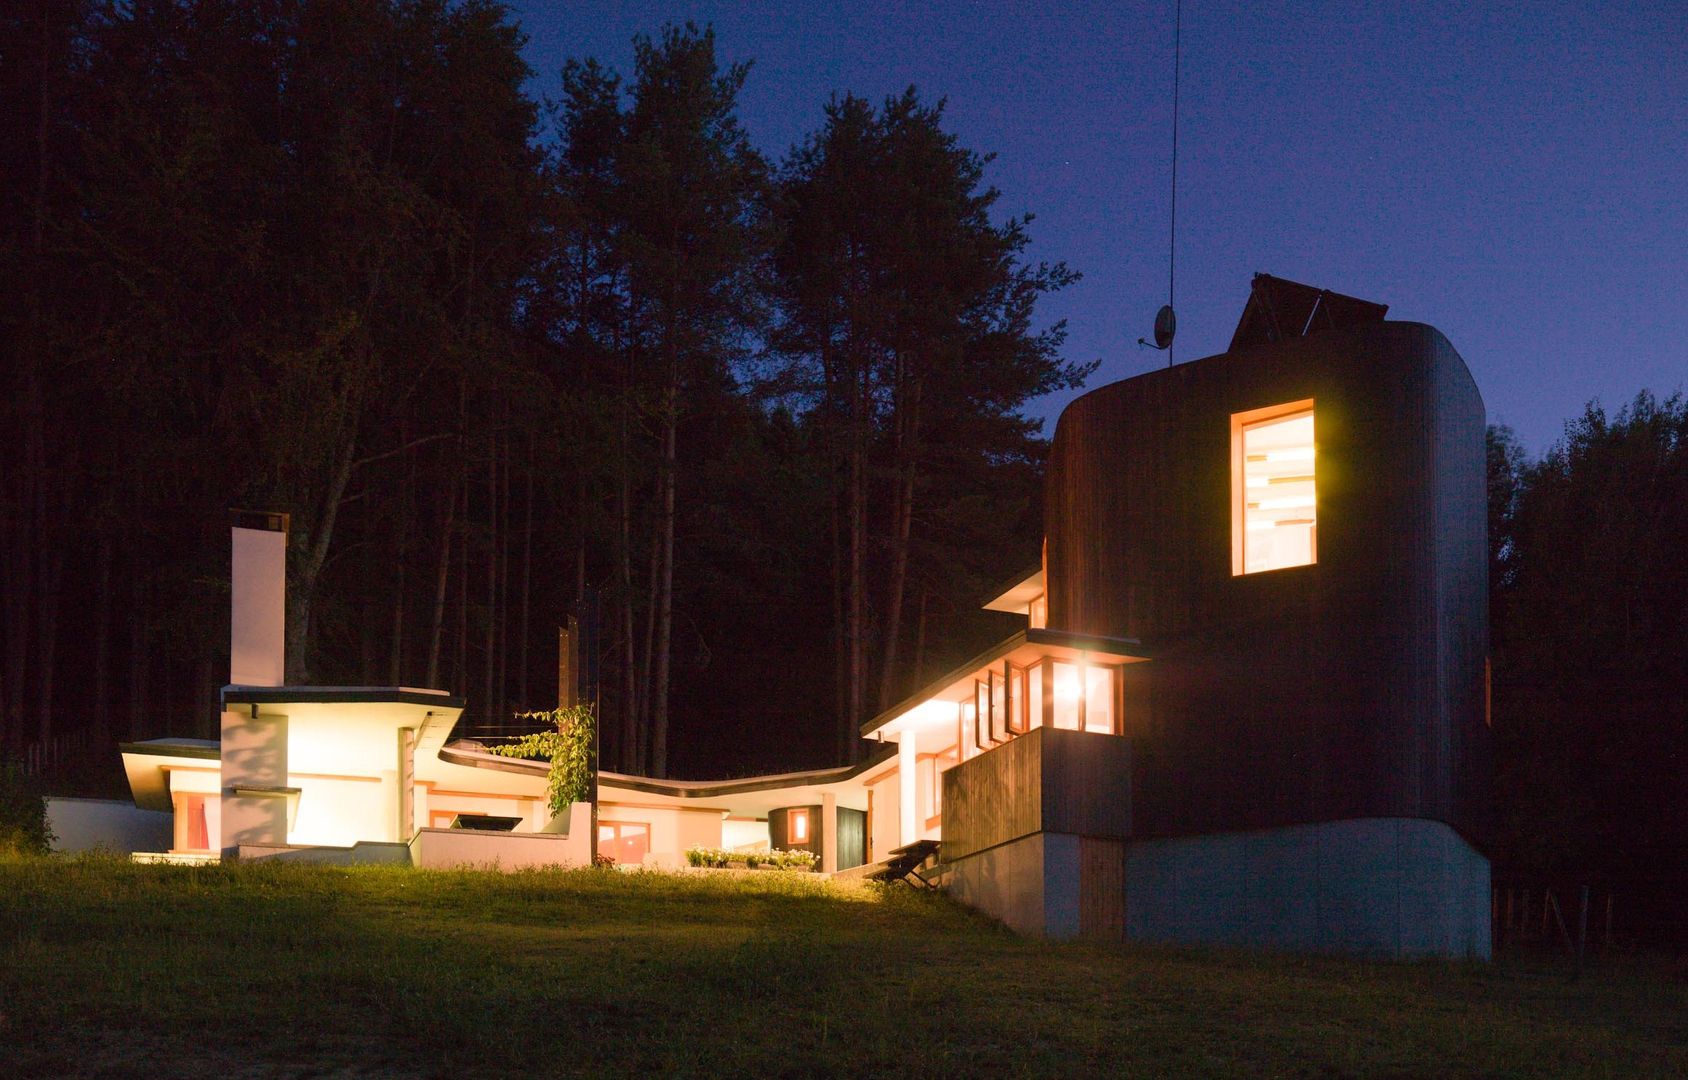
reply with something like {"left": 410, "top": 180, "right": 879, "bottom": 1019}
{"left": 1139, "top": 304, "right": 1177, "bottom": 353}
{"left": 1154, "top": 304, "right": 1176, "bottom": 350}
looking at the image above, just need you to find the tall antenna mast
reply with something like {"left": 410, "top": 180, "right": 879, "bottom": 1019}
{"left": 1168, "top": 0, "right": 1181, "bottom": 366}
{"left": 1138, "top": 0, "right": 1181, "bottom": 364}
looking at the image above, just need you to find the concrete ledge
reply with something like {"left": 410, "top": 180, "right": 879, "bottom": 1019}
{"left": 409, "top": 821, "right": 590, "bottom": 871}
{"left": 238, "top": 841, "right": 412, "bottom": 866}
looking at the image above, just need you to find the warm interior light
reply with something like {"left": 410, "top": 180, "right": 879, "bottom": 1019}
{"left": 1237, "top": 407, "right": 1316, "bottom": 573}
{"left": 790, "top": 808, "right": 810, "bottom": 843}
{"left": 1053, "top": 666, "right": 1081, "bottom": 703}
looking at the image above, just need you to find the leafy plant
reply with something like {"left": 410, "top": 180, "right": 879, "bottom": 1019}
{"left": 487, "top": 705, "right": 596, "bottom": 817}
{"left": 0, "top": 760, "right": 54, "bottom": 856}
{"left": 682, "top": 846, "right": 816, "bottom": 872}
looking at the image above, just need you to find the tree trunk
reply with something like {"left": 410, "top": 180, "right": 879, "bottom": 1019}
{"left": 651, "top": 367, "right": 677, "bottom": 779}
{"left": 454, "top": 490, "right": 469, "bottom": 698}
{"left": 878, "top": 369, "right": 922, "bottom": 711}
{"left": 129, "top": 574, "right": 148, "bottom": 740}
{"left": 619, "top": 468, "right": 639, "bottom": 773}
{"left": 424, "top": 471, "right": 458, "bottom": 689}
{"left": 516, "top": 434, "right": 534, "bottom": 711}
{"left": 92, "top": 535, "right": 113, "bottom": 740}
{"left": 34, "top": 548, "right": 62, "bottom": 743}
{"left": 846, "top": 357, "right": 867, "bottom": 763}
{"left": 483, "top": 441, "right": 498, "bottom": 725}
{"left": 287, "top": 437, "right": 359, "bottom": 685}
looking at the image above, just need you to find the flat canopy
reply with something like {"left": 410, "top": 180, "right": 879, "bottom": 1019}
{"left": 861, "top": 627, "right": 1151, "bottom": 740}
{"left": 120, "top": 738, "right": 222, "bottom": 811}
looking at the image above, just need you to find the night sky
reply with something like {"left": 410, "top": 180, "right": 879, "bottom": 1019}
{"left": 509, "top": 0, "right": 1684, "bottom": 454}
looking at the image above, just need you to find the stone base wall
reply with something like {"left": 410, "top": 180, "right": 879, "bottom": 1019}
{"left": 946, "top": 817, "right": 1491, "bottom": 958}
{"left": 1126, "top": 818, "right": 1491, "bottom": 958}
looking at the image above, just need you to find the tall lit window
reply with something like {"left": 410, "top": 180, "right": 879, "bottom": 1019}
{"left": 789, "top": 808, "right": 811, "bottom": 844}
{"left": 1233, "top": 401, "right": 1316, "bottom": 574}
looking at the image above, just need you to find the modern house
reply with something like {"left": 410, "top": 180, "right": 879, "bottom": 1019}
{"left": 91, "top": 274, "right": 1491, "bottom": 958}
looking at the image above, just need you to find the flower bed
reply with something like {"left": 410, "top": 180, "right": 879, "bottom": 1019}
{"left": 684, "top": 846, "right": 818, "bottom": 872}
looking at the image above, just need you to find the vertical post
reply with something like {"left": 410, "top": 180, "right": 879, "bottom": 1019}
{"left": 898, "top": 730, "right": 918, "bottom": 846}
{"left": 821, "top": 791, "right": 838, "bottom": 875}
{"left": 397, "top": 726, "right": 415, "bottom": 841}
{"left": 580, "top": 588, "right": 602, "bottom": 871}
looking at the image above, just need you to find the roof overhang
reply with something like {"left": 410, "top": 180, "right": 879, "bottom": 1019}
{"left": 120, "top": 738, "right": 221, "bottom": 811}
{"left": 222, "top": 685, "right": 465, "bottom": 711}
{"left": 981, "top": 566, "right": 1045, "bottom": 614}
{"left": 860, "top": 627, "right": 1151, "bottom": 740}
{"left": 436, "top": 743, "right": 894, "bottom": 816}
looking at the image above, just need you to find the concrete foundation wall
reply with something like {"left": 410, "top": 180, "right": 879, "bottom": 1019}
{"left": 1125, "top": 817, "right": 1491, "bottom": 958}
{"left": 947, "top": 832, "right": 1082, "bottom": 938}
{"left": 45, "top": 797, "right": 171, "bottom": 854}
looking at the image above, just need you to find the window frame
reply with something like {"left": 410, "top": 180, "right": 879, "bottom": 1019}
{"left": 1231, "top": 398, "right": 1318, "bottom": 576}
{"left": 788, "top": 807, "right": 811, "bottom": 845}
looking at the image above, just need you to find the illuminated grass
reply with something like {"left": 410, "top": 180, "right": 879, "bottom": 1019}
{"left": 2, "top": 855, "right": 1684, "bottom": 1078}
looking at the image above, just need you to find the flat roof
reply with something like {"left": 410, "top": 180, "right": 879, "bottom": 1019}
{"left": 439, "top": 742, "right": 895, "bottom": 799}
{"left": 860, "top": 627, "right": 1151, "bottom": 739}
{"left": 118, "top": 737, "right": 221, "bottom": 761}
{"left": 221, "top": 685, "right": 466, "bottom": 710}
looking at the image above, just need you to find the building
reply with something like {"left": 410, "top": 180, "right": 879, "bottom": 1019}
{"left": 85, "top": 274, "right": 1490, "bottom": 958}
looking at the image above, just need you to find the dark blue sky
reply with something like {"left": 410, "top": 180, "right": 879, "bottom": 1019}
{"left": 509, "top": 1, "right": 1685, "bottom": 453}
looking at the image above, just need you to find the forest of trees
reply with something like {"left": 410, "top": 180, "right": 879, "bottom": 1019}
{"left": 0, "top": 2, "right": 1087, "bottom": 781}
{"left": 2, "top": 3, "right": 1683, "bottom": 915}
{"left": 1487, "top": 397, "right": 1688, "bottom": 912}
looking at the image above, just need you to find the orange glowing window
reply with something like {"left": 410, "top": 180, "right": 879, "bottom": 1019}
{"left": 1233, "top": 401, "right": 1317, "bottom": 575}
{"left": 596, "top": 821, "right": 649, "bottom": 865}
{"left": 789, "top": 808, "right": 811, "bottom": 844}
{"left": 172, "top": 792, "right": 219, "bottom": 852}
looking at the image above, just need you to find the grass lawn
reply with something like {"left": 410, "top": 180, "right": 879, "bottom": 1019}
{"left": 2, "top": 857, "right": 1684, "bottom": 1078}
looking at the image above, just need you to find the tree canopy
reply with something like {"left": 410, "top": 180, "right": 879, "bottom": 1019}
{"left": 0, "top": 4, "right": 1084, "bottom": 783}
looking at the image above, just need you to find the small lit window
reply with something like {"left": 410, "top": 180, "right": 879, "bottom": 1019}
{"left": 1233, "top": 401, "right": 1316, "bottom": 574}
{"left": 597, "top": 821, "right": 650, "bottom": 865}
{"left": 789, "top": 808, "right": 810, "bottom": 844}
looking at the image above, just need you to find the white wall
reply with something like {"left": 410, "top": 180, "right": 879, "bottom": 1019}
{"left": 600, "top": 803, "right": 723, "bottom": 868}
{"left": 220, "top": 708, "right": 289, "bottom": 852}
{"left": 230, "top": 525, "right": 286, "bottom": 687}
{"left": 722, "top": 818, "right": 769, "bottom": 851}
{"left": 287, "top": 775, "right": 391, "bottom": 848}
{"left": 867, "top": 773, "right": 899, "bottom": 864}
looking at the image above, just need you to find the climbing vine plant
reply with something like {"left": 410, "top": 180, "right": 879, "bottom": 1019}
{"left": 487, "top": 704, "right": 596, "bottom": 816}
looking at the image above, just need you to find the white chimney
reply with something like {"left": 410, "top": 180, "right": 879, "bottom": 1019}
{"left": 230, "top": 511, "right": 288, "bottom": 687}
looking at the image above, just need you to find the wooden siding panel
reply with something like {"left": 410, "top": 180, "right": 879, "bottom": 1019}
{"left": 1044, "top": 321, "right": 1490, "bottom": 844}
{"left": 1079, "top": 837, "right": 1126, "bottom": 939}
{"left": 942, "top": 727, "right": 1131, "bottom": 862}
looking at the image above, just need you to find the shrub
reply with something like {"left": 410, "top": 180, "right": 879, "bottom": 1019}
{"left": 0, "top": 760, "right": 53, "bottom": 856}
